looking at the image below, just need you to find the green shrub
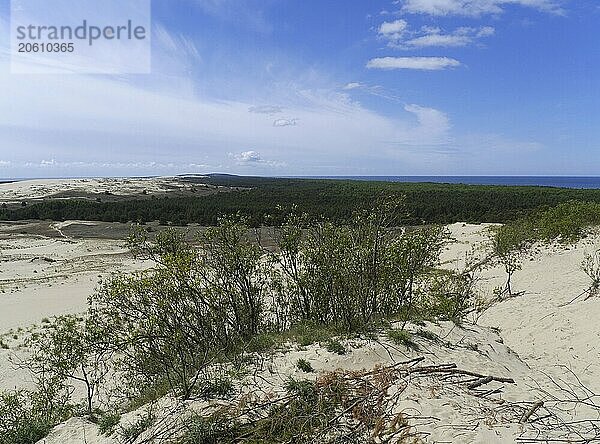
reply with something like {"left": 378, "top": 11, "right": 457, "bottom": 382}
{"left": 325, "top": 339, "right": 347, "bottom": 355}
{"left": 92, "top": 218, "right": 271, "bottom": 400}
{"left": 245, "top": 333, "right": 277, "bottom": 353}
{"left": 22, "top": 315, "right": 109, "bottom": 416}
{"left": 276, "top": 200, "right": 448, "bottom": 332}
{"left": 284, "top": 321, "right": 340, "bottom": 347}
{"left": 387, "top": 329, "right": 418, "bottom": 350}
{"left": 296, "top": 359, "right": 314, "bottom": 373}
{"left": 198, "top": 376, "right": 234, "bottom": 399}
{"left": 179, "top": 414, "right": 242, "bottom": 444}
{"left": 423, "top": 270, "right": 477, "bottom": 322}
{"left": 0, "top": 390, "right": 71, "bottom": 444}
{"left": 118, "top": 410, "right": 155, "bottom": 443}
{"left": 414, "top": 329, "right": 438, "bottom": 341}
{"left": 97, "top": 411, "right": 121, "bottom": 436}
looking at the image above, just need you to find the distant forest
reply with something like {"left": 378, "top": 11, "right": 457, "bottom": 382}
{"left": 4, "top": 175, "right": 600, "bottom": 226}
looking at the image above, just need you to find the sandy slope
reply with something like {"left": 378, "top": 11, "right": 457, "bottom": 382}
{"left": 0, "top": 177, "right": 195, "bottom": 203}
{"left": 442, "top": 223, "right": 600, "bottom": 395}
{"left": 0, "top": 221, "right": 598, "bottom": 443}
{"left": 0, "top": 223, "right": 149, "bottom": 331}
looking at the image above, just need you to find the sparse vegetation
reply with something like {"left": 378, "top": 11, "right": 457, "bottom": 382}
{"left": 20, "top": 315, "right": 110, "bottom": 416}
{"left": 387, "top": 329, "right": 419, "bottom": 350}
{"left": 118, "top": 409, "right": 155, "bottom": 443}
{"left": 488, "top": 201, "right": 600, "bottom": 300}
{"left": 324, "top": 339, "right": 347, "bottom": 355}
{"left": 0, "top": 390, "right": 71, "bottom": 444}
{"left": 296, "top": 359, "right": 314, "bottom": 373}
{"left": 97, "top": 410, "right": 121, "bottom": 436}
{"left": 13, "top": 194, "right": 589, "bottom": 444}
{"left": 582, "top": 250, "right": 600, "bottom": 299}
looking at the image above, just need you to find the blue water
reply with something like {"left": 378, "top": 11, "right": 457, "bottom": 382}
{"left": 302, "top": 176, "right": 600, "bottom": 189}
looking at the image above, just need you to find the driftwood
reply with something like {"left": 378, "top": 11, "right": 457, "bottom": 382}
{"left": 519, "top": 400, "right": 544, "bottom": 424}
{"left": 129, "top": 358, "right": 598, "bottom": 444}
{"left": 407, "top": 362, "right": 515, "bottom": 388}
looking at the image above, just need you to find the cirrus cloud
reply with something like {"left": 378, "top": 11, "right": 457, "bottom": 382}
{"left": 367, "top": 56, "right": 461, "bottom": 70}
{"left": 401, "top": 26, "right": 494, "bottom": 48}
{"left": 398, "top": 0, "right": 564, "bottom": 17}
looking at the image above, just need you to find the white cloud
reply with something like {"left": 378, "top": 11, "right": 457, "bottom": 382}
{"left": 154, "top": 23, "right": 201, "bottom": 64}
{"left": 405, "top": 104, "right": 451, "bottom": 135}
{"left": 233, "top": 150, "right": 262, "bottom": 163}
{"left": 378, "top": 19, "right": 408, "bottom": 43}
{"left": 343, "top": 82, "right": 363, "bottom": 90}
{"left": 248, "top": 105, "right": 283, "bottom": 114}
{"left": 399, "top": 0, "right": 564, "bottom": 17}
{"left": 378, "top": 20, "right": 495, "bottom": 49}
{"left": 367, "top": 56, "right": 461, "bottom": 70}
{"left": 376, "top": 16, "right": 495, "bottom": 49}
{"left": 18, "top": 160, "right": 212, "bottom": 172}
{"left": 477, "top": 26, "right": 496, "bottom": 37}
{"left": 0, "top": 8, "right": 454, "bottom": 176}
{"left": 0, "top": 65, "right": 454, "bottom": 175}
{"left": 273, "top": 119, "right": 298, "bottom": 127}
{"left": 230, "top": 151, "right": 286, "bottom": 168}
{"left": 401, "top": 25, "right": 495, "bottom": 48}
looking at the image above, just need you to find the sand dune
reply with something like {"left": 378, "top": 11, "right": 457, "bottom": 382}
{"left": 0, "top": 223, "right": 149, "bottom": 331}
{"left": 1, "top": 222, "right": 599, "bottom": 443}
{"left": 0, "top": 177, "right": 207, "bottom": 203}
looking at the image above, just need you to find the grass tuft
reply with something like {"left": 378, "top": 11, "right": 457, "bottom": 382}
{"left": 296, "top": 359, "right": 314, "bottom": 373}
{"left": 387, "top": 329, "right": 419, "bottom": 350}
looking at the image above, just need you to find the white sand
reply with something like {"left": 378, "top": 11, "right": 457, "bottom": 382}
{"left": 0, "top": 220, "right": 595, "bottom": 443}
{"left": 0, "top": 226, "right": 148, "bottom": 331}
{"left": 0, "top": 177, "right": 203, "bottom": 203}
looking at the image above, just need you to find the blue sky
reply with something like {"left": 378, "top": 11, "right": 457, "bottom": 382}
{"left": 0, "top": 0, "right": 599, "bottom": 177}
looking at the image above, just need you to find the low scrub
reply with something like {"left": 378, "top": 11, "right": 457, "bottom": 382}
{"left": 5, "top": 197, "right": 479, "bottom": 444}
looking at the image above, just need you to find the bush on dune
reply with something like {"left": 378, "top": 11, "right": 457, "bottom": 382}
{"left": 275, "top": 199, "right": 449, "bottom": 332}
{"left": 0, "top": 390, "right": 70, "bottom": 444}
{"left": 2, "top": 197, "right": 483, "bottom": 444}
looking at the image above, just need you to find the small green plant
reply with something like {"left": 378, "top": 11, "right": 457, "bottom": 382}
{"left": 387, "top": 329, "right": 419, "bottom": 350}
{"left": 0, "top": 389, "right": 72, "bottom": 444}
{"left": 582, "top": 250, "right": 600, "bottom": 300}
{"left": 123, "top": 379, "right": 171, "bottom": 413}
{"left": 285, "top": 321, "right": 339, "bottom": 347}
{"left": 0, "top": 341, "right": 8, "bottom": 350}
{"left": 415, "top": 329, "right": 438, "bottom": 342}
{"left": 118, "top": 410, "right": 155, "bottom": 443}
{"left": 245, "top": 333, "right": 277, "bottom": 353}
{"left": 200, "top": 376, "right": 234, "bottom": 399}
{"left": 97, "top": 411, "right": 121, "bottom": 436}
{"left": 296, "top": 359, "right": 314, "bottom": 373}
{"left": 180, "top": 414, "right": 242, "bottom": 443}
{"left": 325, "top": 339, "right": 346, "bottom": 355}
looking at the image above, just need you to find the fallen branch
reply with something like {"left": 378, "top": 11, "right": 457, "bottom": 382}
{"left": 519, "top": 401, "right": 544, "bottom": 424}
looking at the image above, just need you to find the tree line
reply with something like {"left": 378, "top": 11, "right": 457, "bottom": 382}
{"left": 4, "top": 176, "right": 600, "bottom": 226}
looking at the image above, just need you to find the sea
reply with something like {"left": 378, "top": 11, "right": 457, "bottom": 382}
{"left": 297, "top": 176, "right": 600, "bottom": 189}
